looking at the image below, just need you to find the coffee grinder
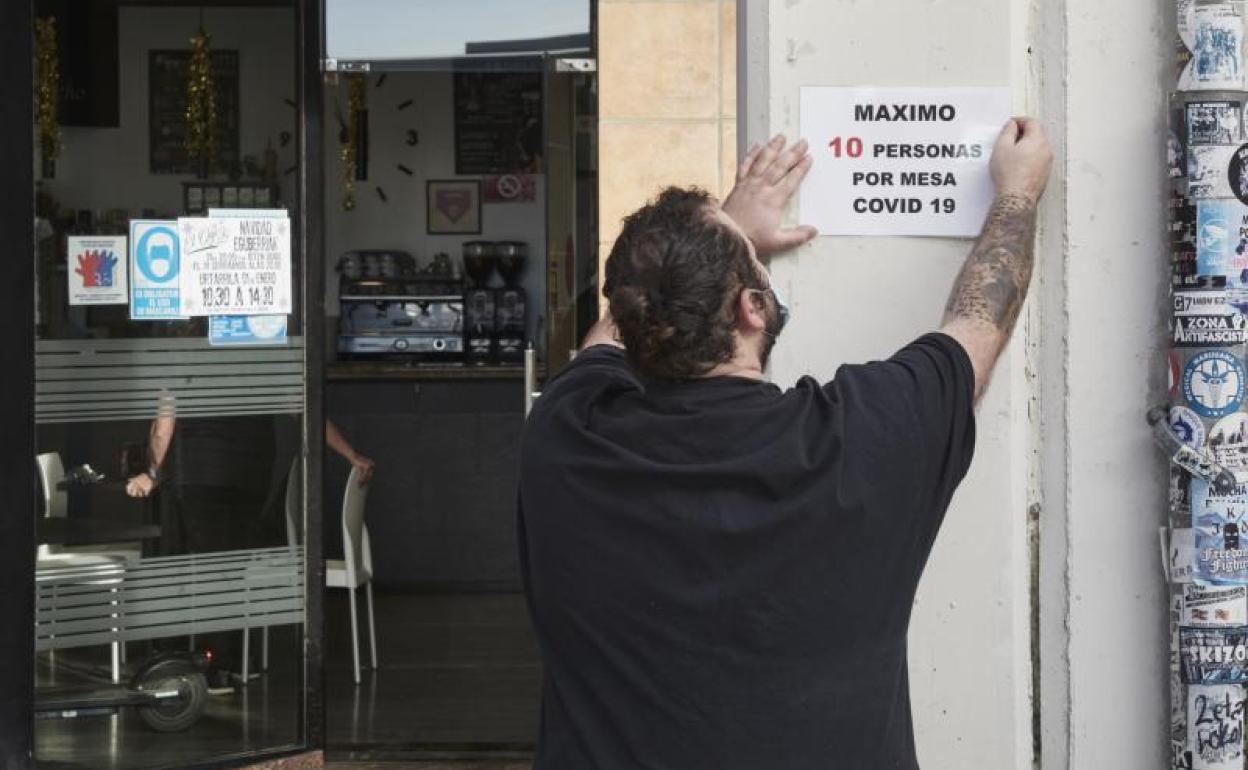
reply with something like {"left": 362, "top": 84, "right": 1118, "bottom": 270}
{"left": 462, "top": 241, "right": 497, "bottom": 365}
{"left": 494, "top": 242, "right": 528, "bottom": 365}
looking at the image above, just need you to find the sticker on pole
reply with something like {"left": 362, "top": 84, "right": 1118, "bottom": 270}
{"left": 129, "top": 220, "right": 183, "bottom": 320}
{"left": 1184, "top": 350, "right": 1247, "bottom": 418}
{"left": 1192, "top": 478, "right": 1248, "bottom": 585}
{"left": 1181, "top": 627, "right": 1248, "bottom": 684}
{"left": 1188, "top": 683, "right": 1248, "bottom": 769}
{"left": 798, "top": 86, "right": 1010, "bottom": 237}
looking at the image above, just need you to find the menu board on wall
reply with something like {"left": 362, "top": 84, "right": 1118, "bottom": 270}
{"left": 453, "top": 72, "right": 543, "bottom": 175}
{"left": 149, "top": 50, "right": 241, "bottom": 174}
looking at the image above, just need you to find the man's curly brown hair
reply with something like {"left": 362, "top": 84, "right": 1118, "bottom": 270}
{"left": 603, "top": 187, "right": 764, "bottom": 380}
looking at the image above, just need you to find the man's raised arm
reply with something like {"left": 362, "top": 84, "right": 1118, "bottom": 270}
{"left": 940, "top": 117, "right": 1054, "bottom": 400}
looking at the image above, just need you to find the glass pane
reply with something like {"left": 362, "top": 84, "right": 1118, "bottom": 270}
{"left": 326, "top": 0, "right": 591, "bottom": 62}
{"left": 31, "top": 3, "right": 306, "bottom": 767}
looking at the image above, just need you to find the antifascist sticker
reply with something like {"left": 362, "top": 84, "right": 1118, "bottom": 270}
{"left": 1181, "top": 628, "right": 1248, "bottom": 684}
{"left": 1184, "top": 350, "right": 1247, "bottom": 418}
{"left": 1175, "top": 314, "right": 1248, "bottom": 346}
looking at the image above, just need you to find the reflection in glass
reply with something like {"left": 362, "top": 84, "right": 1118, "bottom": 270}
{"left": 31, "top": 3, "right": 304, "bottom": 768}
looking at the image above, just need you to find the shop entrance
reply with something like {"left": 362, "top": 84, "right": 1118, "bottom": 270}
{"left": 317, "top": 2, "right": 598, "bottom": 759}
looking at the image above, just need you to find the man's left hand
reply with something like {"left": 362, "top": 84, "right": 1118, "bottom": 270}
{"left": 722, "top": 134, "right": 818, "bottom": 257}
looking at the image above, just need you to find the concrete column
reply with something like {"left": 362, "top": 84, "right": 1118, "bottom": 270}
{"left": 761, "top": 1, "right": 1031, "bottom": 768}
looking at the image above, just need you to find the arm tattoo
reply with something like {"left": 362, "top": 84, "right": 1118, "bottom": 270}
{"left": 942, "top": 193, "right": 1038, "bottom": 336}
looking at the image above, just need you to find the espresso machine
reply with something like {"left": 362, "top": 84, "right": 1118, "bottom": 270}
{"left": 494, "top": 242, "right": 528, "bottom": 365}
{"left": 336, "top": 250, "right": 465, "bottom": 361}
{"left": 462, "top": 241, "right": 497, "bottom": 365}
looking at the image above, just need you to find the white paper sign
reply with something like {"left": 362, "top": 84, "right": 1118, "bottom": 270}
{"left": 178, "top": 214, "right": 292, "bottom": 317}
{"left": 67, "top": 236, "right": 128, "bottom": 305}
{"left": 799, "top": 87, "right": 1011, "bottom": 237}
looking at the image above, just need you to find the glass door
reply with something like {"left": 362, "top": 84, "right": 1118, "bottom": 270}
{"left": 26, "top": 1, "right": 319, "bottom": 767}
{"left": 317, "top": 1, "right": 595, "bottom": 760}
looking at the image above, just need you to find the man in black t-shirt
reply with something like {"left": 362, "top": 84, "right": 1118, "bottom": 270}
{"left": 519, "top": 119, "right": 1052, "bottom": 769}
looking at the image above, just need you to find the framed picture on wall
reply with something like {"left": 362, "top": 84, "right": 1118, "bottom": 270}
{"left": 426, "top": 180, "right": 482, "bottom": 235}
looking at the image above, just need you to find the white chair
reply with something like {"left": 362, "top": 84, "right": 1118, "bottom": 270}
{"left": 258, "top": 457, "right": 303, "bottom": 674}
{"left": 326, "top": 465, "right": 377, "bottom": 685}
{"left": 35, "top": 452, "right": 135, "bottom": 682}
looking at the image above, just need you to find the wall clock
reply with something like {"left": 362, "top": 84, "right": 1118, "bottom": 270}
{"left": 336, "top": 73, "right": 421, "bottom": 208}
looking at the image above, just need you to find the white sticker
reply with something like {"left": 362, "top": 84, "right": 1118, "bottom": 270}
{"left": 1180, "top": 4, "right": 1248, "bottom": 92}
{"left": 1190, "top": 684, "right": 1247, "bottom": 769}
{"left": 1190, "top": 145, "right": 1238, "bottom": 199}
{"left": 798, "top": 87, "right": 1010, "bottom": 237}
{"left": 1175, "top": 528, "right": 1199, "bottom": 585}
{"left": 1212, "top": 413, "right": 1248, "bottom": 473}
{"left": 67, "top": 236, "right": 128, "bottom": 305}
{"left": 1184, "top": 584, "right": 1248, "bottom": 627}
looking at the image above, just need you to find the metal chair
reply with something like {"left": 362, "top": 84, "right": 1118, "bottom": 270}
{"left": 325, "top": 465, "right": 377, "bottom": 685}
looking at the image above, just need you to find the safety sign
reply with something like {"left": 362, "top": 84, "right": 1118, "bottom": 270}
{"left": 798, "top": 86, "right": 1010, "bottom": 237}
{"left": 129, "top": 220, "right": 183, "bottom": 320}
{"left": 207, "top": 315, "right": 288, "bottom": 346}
{"left": 67, "top": 236, "right": 128, "bottom": 306}
{"left": 177, "top": 213, "right": 292, "bottom": 317}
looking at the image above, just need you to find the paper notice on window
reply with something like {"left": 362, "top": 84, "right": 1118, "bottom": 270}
{"left": 177, "top": 214, "right": 292, "bottom": 317}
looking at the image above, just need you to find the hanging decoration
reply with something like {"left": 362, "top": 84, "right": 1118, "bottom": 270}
{"left": 33, "top": 16, "right": 61, "bottom": 179}
{"left": 340, "top": 74, "right": 367, "bottom": 211}
{"left": 185, "top": 26, "right": 219, "bottom": 178}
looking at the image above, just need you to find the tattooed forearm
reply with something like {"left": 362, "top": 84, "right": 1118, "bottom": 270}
{"left": 942, "top": 193, "right": 1038, "bottom": 337}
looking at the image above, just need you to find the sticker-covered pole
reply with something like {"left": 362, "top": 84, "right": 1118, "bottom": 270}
{"left": 1167, "top": 3, "right": 1248, "bottom": 769}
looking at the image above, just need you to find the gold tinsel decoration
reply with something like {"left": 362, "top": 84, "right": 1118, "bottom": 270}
{"left": 185, "top": 27, "right": 219, "bottom": 176}
{"left": 33, "top": 16, "right": 61, "bottom": 165}
{"left": 340, "top": 74, "right": 366, "bottom": 211}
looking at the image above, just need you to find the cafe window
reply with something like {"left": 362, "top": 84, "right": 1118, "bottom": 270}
{"left": 29, "top": 2, "right": 313, "bottom": 767}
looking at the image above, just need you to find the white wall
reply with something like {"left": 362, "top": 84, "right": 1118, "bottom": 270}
{"left": 761, "top": 2, "right": 1032, "bottom": 768}
{"left": 759, "top": 0, "right": 1172, "bottom": 768}
{"left": 322, "top": 71, "right": 547, "bottom": 338}
{"left": 42, "top": 7, "right": 297, "bottom": 215}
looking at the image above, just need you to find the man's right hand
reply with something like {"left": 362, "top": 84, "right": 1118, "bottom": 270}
{"left": 989, "top": 117, "right": 1054, "bottom": 204}
{"left": 126, "top": 473, "right": 155, "bottom": 498}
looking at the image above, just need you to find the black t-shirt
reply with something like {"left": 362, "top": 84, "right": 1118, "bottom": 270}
{"left": 517, "top": 333, "right": 976, "bottom": 770}
{"left": 166, "top": 415, "right": 277, "bottom": 495}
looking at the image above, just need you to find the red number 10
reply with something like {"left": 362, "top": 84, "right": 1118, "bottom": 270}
{"left": 829, "top": 136, "right": 863, "bottom": 158}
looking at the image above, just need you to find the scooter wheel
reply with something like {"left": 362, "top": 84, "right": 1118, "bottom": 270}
{"left": 137, "top": 671, "right": 208, "bottom": 732}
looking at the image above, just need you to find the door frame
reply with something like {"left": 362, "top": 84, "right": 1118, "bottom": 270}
{"left": 0, "top": 1, "right": 328, "bottom": 766}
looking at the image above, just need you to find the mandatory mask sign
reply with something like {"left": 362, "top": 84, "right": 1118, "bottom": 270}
{"left": 799, "top": 87, "right": 1011, "bottom": 237}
